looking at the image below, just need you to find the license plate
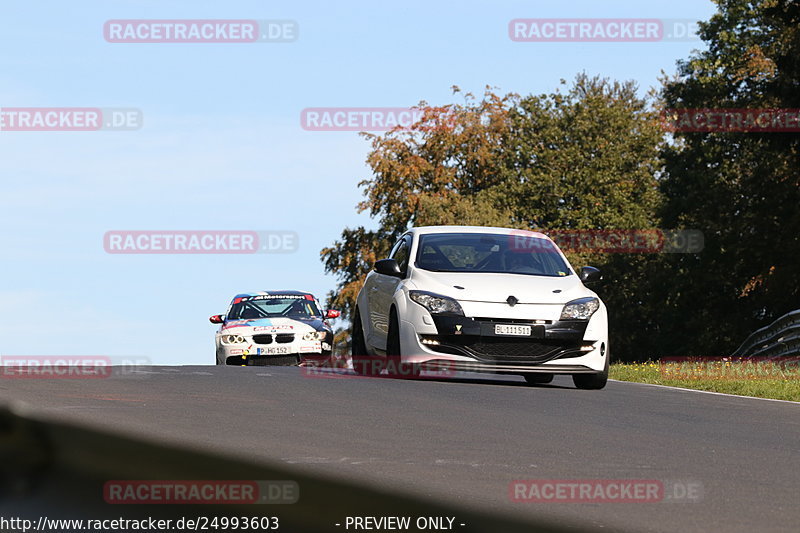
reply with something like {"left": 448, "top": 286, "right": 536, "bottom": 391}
{"left": 494, "top": 324, "right": 532, "bottom": 336}
{"left": 257, "top": 346, "right": 291, "bottom": 356}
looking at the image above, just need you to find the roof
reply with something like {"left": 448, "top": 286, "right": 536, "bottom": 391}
{"left": 409, "top": 225, "right": 550, "bottom": 239}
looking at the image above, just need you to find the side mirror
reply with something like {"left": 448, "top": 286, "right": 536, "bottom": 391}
{"left": 374, "top": 258, "right": 403, "bottom": 278}
{"left": 325, "top": 309, "right": 341, "bottom": 319}
{"left": 579, "top": 266, "right": 603, "bottom": 284}
{"left": 209, "top": 315, "right": 225, "bottom": 324}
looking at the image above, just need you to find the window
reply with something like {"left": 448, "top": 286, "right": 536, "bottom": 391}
{"left": 415, "top": 233, "right": 571, "bottom": 277}
{"left": 227, "top": 296, "right": 321, "bottom": 320}
{"left": 390, "top": 235, "right": 411, "bottom": 274}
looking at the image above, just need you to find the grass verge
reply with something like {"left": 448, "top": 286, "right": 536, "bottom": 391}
{"left": 610, "top": 361, "right": 800, "bottom": 402}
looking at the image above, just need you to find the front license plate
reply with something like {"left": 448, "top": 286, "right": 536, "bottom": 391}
{"left": 494, "top": 324, "right": 532, "bottom": 336}
{"left": 257, "top": 346, "right": 291, "bottom": 356}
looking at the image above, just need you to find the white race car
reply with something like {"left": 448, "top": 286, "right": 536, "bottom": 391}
{"left": 211, "top": 291, "right": 339, "bottom": 366}
{"left": 351, "top": 226, "right": 609, "bottom": 389}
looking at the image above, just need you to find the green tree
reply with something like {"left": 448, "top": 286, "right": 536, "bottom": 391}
{"left": 658, "top": 0, "right": 800, "bottom": 356}
{"left": 499, "top": 76, "right": 665, "bottom": 361}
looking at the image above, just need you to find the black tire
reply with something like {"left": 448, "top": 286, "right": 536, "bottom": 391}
{"left": 524, "top": 373, "right": 554, "bottom": 385}
{"left": 351, "top": 308, "right": 383, "bottom": 376}
{"left": 386, "top": 309, "right": 419, "bottom": 379}
{"left": 572, "top": 350, "right": 609, "bottom": 390}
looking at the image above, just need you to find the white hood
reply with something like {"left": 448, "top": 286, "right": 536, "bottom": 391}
{"left": 219, "top": 317, "right": 315, "bottom": 334}
{"left": 409, "top": 270, "right": 592, "bottom": 305}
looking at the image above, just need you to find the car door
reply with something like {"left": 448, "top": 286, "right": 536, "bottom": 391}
{"left": 368, "top": 234, "right": 411, "bottom": 350}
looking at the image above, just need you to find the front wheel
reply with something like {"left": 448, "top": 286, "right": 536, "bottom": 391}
{"left": 572, "top": 351, "right": 609, "bottom": 390}
{"left": 386, "top": 309, "right": 419, "bottom": 379}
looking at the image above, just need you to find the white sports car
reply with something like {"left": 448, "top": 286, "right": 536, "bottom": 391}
{"left": 351, "top": 226, "right": 609, "bottom": 389}
{"left": 211, "top": 291, "right": 339, "bottom": 366}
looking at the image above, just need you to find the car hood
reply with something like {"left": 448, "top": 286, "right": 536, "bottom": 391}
{"left": 409, "top": 270, "right": 592, "bottom": 305}
{"left": 219, "top": 317, "right": 328, "bottom": 334}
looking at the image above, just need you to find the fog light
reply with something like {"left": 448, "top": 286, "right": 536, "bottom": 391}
{"left": 581, "top": 344, "right": 595, "bottom": 351}
{"left": 420, "top": 336, "right": 440, "bottom": 345}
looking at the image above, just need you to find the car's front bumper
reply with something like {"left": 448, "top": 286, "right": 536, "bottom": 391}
{"left": 414, "top": 359, "right": 599, "bottom": 375}
{"left": 398, "top": 312, "right": 607, "bottom": 373}
{"left": 216, "top": 339, "right": 332, "bottom": 366}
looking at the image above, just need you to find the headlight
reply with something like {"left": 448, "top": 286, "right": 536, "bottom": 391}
{"left": 302, "top": 331, "right": 327, "bottom": 341}
{"left": 560, "top": 297, "right": 600, "bottom": 320}
{"left": 409, "top": 290, "right": 464, "bottom": 316}
{"left": 221, "top": 334, "right": 246, "bottom": 345}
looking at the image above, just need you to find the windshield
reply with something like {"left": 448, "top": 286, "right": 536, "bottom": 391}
{"left": 415, "top": 233, "right": 571, "bottom": 277}
{"left": 226, "top": 295, "right": 321, "bottom": 320}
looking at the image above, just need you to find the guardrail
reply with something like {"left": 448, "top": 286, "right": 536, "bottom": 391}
{"left": 732, "top": 309, "right": 800, "bottom": 359}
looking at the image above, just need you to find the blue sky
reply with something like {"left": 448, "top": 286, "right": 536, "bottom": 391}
{"left": 0, "top": 1, "right": 718, "bottom": 364}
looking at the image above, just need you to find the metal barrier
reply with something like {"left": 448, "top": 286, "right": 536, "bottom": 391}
{"left": 732, "top": 309, "right": 800, "bottom": 359}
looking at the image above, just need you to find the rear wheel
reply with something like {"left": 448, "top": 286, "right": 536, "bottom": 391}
{"left": 524, "top": 373, "right": 554, "bottom": 385}
{"left": 351, "top": 308, "right": 383, "bottom": 376}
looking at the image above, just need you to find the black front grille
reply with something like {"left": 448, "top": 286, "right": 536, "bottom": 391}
{"left": 275, "top": 334, "right": 295, "bottom": 344}
{"left": 252, "top": 334, "right": 273, "bottom": 344}
{"left": 431, "top": 337, "right": 582, "bottom": 364}
{"left": 469, "top": 340, "right": 564, "bottom": 359}
{"left": 247, "top": 354, "right": 299, "bottom": 366}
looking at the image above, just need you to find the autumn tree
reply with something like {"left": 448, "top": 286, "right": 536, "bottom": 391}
{"left": 320, "top": 89, "right": 517, "bottom": 317}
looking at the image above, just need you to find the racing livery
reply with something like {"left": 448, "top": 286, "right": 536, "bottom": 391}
{"left": 210, "top": 290, "right": 339, "bottom": 366}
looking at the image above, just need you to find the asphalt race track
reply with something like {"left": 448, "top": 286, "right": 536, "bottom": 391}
{"left": 1, "top": 365, "right": 798, "bottom": 532}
